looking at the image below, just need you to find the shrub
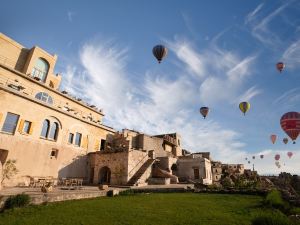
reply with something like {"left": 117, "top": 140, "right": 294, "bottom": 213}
{"left": 265, "top": 190, "right": 286, "bottom": 210}
{"left": 119, "top": 189, "right": 135, "bottom": 196}
{"left": 4, "top": 193, "right": 30, "bottom": 210}
{"left": 251, "top": 213, "right": 294, "bottom": 225}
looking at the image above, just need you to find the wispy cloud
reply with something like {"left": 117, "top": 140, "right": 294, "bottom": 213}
{"left": 236, "top": 86, "right": 262, "bottom": 103}
{"left": 67, "top": 11, "right": 75, "bottom": 22}
{"left": 272, "top": 87, "right": 300, "bottom": 107}
{"left": 282, "top": 39, "right": 300, "bottom": 69}
{"left": 245, "top": 3, "right": 264, "bottom": 25}
{"left": 246, "top": 2, "right": 294, "bottom": 47}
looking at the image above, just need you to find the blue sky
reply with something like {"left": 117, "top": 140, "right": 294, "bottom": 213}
{"left": 1, "top": 0, "right": 300, "bottom": 174}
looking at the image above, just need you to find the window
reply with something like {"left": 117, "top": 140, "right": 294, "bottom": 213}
{"left": 50, "top": 149, "right": 59, "bottom": 159}
{"left": 1, "top": 112, "right": 19, "bottom": 134}
{"left": 31, "top": 58, "right": 49, "bottom": 82}
{"left": 100, "top": 139, "right": 106, "bottom": 151}
{"left": 48, "top": 122, "right": 59, "bottom": 140}
{"left": 23, "top": 121, "right": 31, "bottom": 134}
{"left": 35, "top": 92, "right": 53, "bottom": 105}
{"left": 68, "top": 133, "right": 74, "bottom": 144}
{"left": 178, "top": 139, "right": 180, "bottom": 146}
{"left": 40, "top": 119, "right": 50, "bottom": 138}
{"left": 75, "top": 132, "right": 82, "bottom": 146}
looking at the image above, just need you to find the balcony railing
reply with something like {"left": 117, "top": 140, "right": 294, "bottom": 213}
{"left": 0, "top": 74, "right": 103, "bottom": 126}
{"left": 163, "top": 135, "right": 177, "bottom": 146}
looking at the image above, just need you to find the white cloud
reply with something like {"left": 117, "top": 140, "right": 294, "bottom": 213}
{"left": 67, "top": 11, "right": 75, "bottom": 22}
{"left": 62, "top": 37, "right": 296, "bottom": 175}
{"left": 246, "top": 2, "right": 292, "bottom": 46}
{"left": 272, "top": 87, "right": 300, "bottom": 109}
{"left": 236, "top": 86, "right": 262, "bottom": 104}
{"left": 248, "top": 149, "right": 300, "bottom": 175}
{"left": 245, "top": 3, "right": 264, "bottom": 25}
{"left": 282, "top": 39, "right": 300, "bottom": 69}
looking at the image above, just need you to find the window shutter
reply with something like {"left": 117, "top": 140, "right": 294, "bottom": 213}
{"left": 0, "top": 112, "right": 3, "bottom": 123}
{"left": 18, "top": 119, "right": 25, "bottom": 133}
{"left": 94, "top": 139, "right": 100, "bottom": 150}
{"left": 81, "top": 136, "right": 88, "bottom": 149}
{"left": 29, "top": 122, "right": 34, "bottom": 135}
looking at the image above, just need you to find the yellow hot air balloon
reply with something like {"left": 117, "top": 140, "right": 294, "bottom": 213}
{"left": 239, "top": 102, "right": 250, "bottom": 115}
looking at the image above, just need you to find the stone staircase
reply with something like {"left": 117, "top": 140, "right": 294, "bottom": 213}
{"left": 127, "top": 159, "right": 155, "bottom": 186}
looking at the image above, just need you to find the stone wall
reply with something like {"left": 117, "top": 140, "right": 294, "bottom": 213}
{"left": 177, "top": 157, "right": 212, "bottom": 185}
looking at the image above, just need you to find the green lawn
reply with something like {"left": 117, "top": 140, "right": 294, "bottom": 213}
{"left": 0, "top": 193, "right": 283, "bottom": 225}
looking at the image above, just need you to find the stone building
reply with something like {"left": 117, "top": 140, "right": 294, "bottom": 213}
{"left": 211, "top": 161, "right": 222, "bottom": 183}
{"left": 88, "top": 129, "right": 212, "bottom": 186}
{"left": 222, "top": 164, "right": 245, "bottom": 175}
{"left": 0, "top": 33, "right": 214, "bottom": 189}
{"left": 0, "top": 33, "right": 115, "bottom": 189}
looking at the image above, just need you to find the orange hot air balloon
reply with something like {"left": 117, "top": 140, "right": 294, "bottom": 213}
{"left": 152, "top": 45, "right": 168, "bottom": 63}
{"left": 283, "top": 138, "right": 289, "bottom": 144}
{"left": 287, "top": 152, "right": 293, "bottom": 158}
{"left": 260, "top": 154, "right": 264, "bottom": 159}
{"left": 200, "top": 107, "right": 209, "bottom": 119}
{"left": 280, "top": 112, "right": 300, "bottom": 144}
{"left": 275, "top": 154, "right": 280, "bottom": 161}
{"left": 276, "top": 62, "right": 285, "bottom": 73}
{"left": 270, "top": 134, "right": 277, "bottom": 144}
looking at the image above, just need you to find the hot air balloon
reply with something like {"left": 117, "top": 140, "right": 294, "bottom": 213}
{"left": 287, "top": 152, "right": 293, "bottom": 159}
{"left": 276, "top": 62, "right": 285, "bottom": 73}
{"left": 275, "top": 154, "right": 280, "bottom": 161}
{"left": 248, "top": 161, "right": 251, "bottom": 164}
{"left": 280, "top": 112, "right": 300, "bottom": 144}
{"left": 239, "top": 102, "right": 250, "bottom": 115}
{"left": 283, "top": 138, "right": 289, "bottom": 144}
{"left": 152, "top": 45, "right": 167, "bottom": 63}
{"left": 275, "top": 161, "right": 280, "bottom": 168}
{"left": 260, "top": 154, "right": 264, "bottom": 159}
{"left": 252, "top": 156, "right": 255, "bottom": 160}
{"left": 270, "top": 134, "right": 277, "bottom": 144}
{"left": 200, "top": 107, "right": 209, "bottom": 119}
{"left": 245, "top": 157, "right": 248, "bottom": 161}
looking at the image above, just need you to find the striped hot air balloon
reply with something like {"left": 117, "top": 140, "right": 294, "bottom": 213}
{"left": 239, "top": 102, "right": 250, "bottom": 116}
{"left": 280, "top": 112, "right": 300, "bottom": 144}
{"left": 270, "top": 134, "right": 277, "bottom": 144}
{"left": 152, "top": 45, "right": 167, "bottom": 63}
{"left": 276, "top": 62, "right": 285, "bottom": 73}
{"left": 200, "top": 107, "right": 209, "bottom": 119}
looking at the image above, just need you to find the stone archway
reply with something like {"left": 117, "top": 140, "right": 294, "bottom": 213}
{"left": 99, "top": 166, "right": 111, "bottom": 184}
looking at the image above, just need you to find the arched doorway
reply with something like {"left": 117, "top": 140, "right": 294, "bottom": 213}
{"left": 99, "top": 166, "right": 111, "bottom": 184}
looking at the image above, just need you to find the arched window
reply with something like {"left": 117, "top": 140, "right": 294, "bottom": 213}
{"left": 40, "top": 119, "right": 50, "bottom": 138}
{"left": 31, "top": 58, "right": 49, "bottom": 82}
{"left": 49, "top": 122, "right": 59, "bottom": 140}
{"left": 35, "top": 92, "right": 53, "bottom": 105}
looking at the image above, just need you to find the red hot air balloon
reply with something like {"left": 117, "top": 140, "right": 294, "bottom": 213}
{"left": 275, "top": 154, "right": 280, "bottom": 161}
{"left": 276, "top": 62, "right": 285, "bottom": 73}
{"left": 270, "top": 134, "right": 277, "bottom": 144}
{"left": 200, "top": 107, "right": 209, "bottom": 119}
{"left": 260, "top": 155, "right": 264, "bottom": 159}
{"left": 152, "top": 45, "right": 168, "bottom": 63}
{"left": 287, "top": 152, "right": 293, "bottom": 159}
{"left": 283, "top": 138, "right": 289, "bottom": 144}
{"left": 280, "top": 112, "right": 300, "bottom": 144}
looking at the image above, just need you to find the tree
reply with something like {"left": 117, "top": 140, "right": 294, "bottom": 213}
{"left": 1, "top": 159, "right": 18, "bottom": 185}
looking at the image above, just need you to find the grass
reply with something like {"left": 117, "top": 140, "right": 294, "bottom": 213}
{"left": 0, "top": 193, "right": 289, "bottom": 225}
